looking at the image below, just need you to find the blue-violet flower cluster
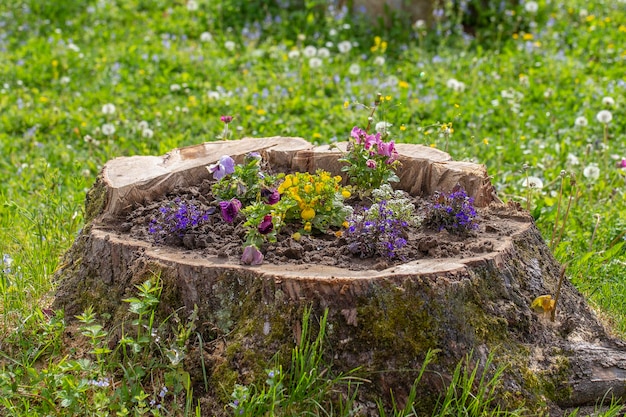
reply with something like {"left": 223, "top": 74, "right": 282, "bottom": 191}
{"left": 424, "top": 186, "right": 478, "bottom": 235}
{"left": 346, "top": 200, "right": 408, "bottom": 259}
{"left": 148, "top": 198, "right": 213, "bottom": 243}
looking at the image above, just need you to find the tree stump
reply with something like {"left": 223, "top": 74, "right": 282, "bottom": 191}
{"left": 54, "top": 137, "right": 626, "bottom": 415}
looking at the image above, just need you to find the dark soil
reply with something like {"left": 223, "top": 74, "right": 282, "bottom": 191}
{"left": 119, "top": 179, "right": 528, "bottom": 271}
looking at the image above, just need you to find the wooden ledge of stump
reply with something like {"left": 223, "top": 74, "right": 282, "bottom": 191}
{"left": 54, "top": 137, "right": 626, "bottom": 414}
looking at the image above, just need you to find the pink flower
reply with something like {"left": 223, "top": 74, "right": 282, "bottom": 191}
{"left": 220, "top": 115, "right": 233, "bottom": 124}
{"left": 350, "top": 126, "right": 367, "bottom": 144}
{"left": 366, "top": 159, "right": 377, "bottom": 169}
{"left": 620, "top": 158, "right": 626, "bottom": 169}
{"left": 378, "top": 140, "right": 398, "bottom": 163}
{"left": 241, "top": 245, "right": 264, "bottom": 265}
{"left": 364, "top": 132, "right": 381, "bottom": 150}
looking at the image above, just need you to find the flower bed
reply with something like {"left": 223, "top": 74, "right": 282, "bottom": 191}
{"left": 119, "top": 124, "right": 503, "bottom": 271}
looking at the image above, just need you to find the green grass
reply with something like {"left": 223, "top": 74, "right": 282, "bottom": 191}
{"left": 0, "top": 0, "right": 625, "bottom": 414}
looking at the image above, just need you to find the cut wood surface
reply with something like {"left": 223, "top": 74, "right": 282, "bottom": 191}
{"left": 54, "top": 138, "right": 626, "bottom": 415}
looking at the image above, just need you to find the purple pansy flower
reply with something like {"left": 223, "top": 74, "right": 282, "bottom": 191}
{"left": 261, "top": 188, "right": 280, "bottom": 205}
{"left": 241, "top": 245, "right": 264, "bottom": 265}
{"left": 258, "top": 214, "right": 274, "bottom": 235}
{"left": 208, "top": 155, "right": 235, "bottom": 180}
{"left": 219, "top": 198, "right": 242, "bottom": 223}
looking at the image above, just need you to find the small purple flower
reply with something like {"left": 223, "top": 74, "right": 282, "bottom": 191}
{"left": 241, "top": 245, "right": 264, "bottom": 265}
{"left": 219, "top": 198, "right": 242, "bottom": 223}
{"left": 220, "top": 115, "right": 233, "bottom": 124}
{"left": 261, "top": 188, "right": 280, "bottom": 205}
{"left": 366, "top": 159, "right": 377, "bottom": 169}
{"left": 208, "top": 155, "right": 235, "bottom": 180}
{"left": 619, "top": 158, "right": 626, "bottom": 169}
{"left": 258, "top": 214, "right": 273, "bottom": 235}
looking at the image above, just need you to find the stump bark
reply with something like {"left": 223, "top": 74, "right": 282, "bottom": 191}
{"left": 54, "top": 137, "right": 626, "bottom": 415}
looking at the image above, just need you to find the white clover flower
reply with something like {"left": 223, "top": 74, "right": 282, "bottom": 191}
{"left": 337, "top": 40, "right": 352, "bottom": 53}
{"left": 101, "top": 123, "right": 116, "bottom": 136}
{"left": 303, "top": 45, "right": 317, "bottom": 58}
{"left": 67, "top": 42, "right": 80, "bottom": 52}
{"left": 524, "top": 1, "right": 539, "bottom": 13}
{"left": 200, "top": 32, "right": 212, "bottom": 42}
{"left": 596, "top": 110, "right": 613, "bottom": 124}
{"left": 328, "top": 28, "right": 337, "bottom": 37}
{"left": 186, "top": 0, "right": 198, "bottom": 11}
{"left": 446, "top": 78, "right": 466, "bottom": 93}
{"left": 102, "top": 103, "right": 116, "bottom": 114}
{"left": 288, "top": 49, "right": 300, "bottom": 59}
{"left": 583, "top": 163, "right": 600, "bottom": 180}
{"left": 491, "top": 99, "right": 499, "bottom": 107}
{"left": 142, "top": 128, "right": 154, "bottom": 139}
{"left": 317, "top": 47, "right": 330, "bottom": 58}
{"left": 602, "top": 96, "right": 615, "bottom": 107}
{"left": 373, "top": 56, "right": 385, "bottom": 66}
{"left": 60, "top": 76, "right": 71, "bottom": 84}
{"left": 574, "top": 116, "right": 588, "bottom": 127}
{"left": 207, "top": 91, "right": 220, "bottom": 100}
{"left": 348, "top": 63, "right": 360, "bottom": 75}
{"left": 375, "top": 121, "right": 392, "bottom": 134}
{"left": 137, "top": 120, "right": 149, "bottom": 130}
{"left": 170, "top": 83, "right": 181, "bottom": 92}
{"left": 309, "top": 57, "right": 322, "bottom": 68}
{"left": 325, "top": 41, "right": 334, "bottom": 48}
{"left": 297, "top": 33, "right": 306, "bottom": 41}
{"left": 521, "top": 176, "right": 544, "bottom": 189}
{"left": 224, "top": 40, "right": 236, "bottom": 51}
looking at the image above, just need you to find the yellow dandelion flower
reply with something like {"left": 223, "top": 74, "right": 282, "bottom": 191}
{"left": 398, "top": 80, "right": 409, "bottom": 89}
{"left": 483, "top": 138, "right": 489, "bottom": 145}
{"left": 512, "top": 33, "right": 519, "bottom": 40}
{"left": 312, "top": 132, "right": 322, "bottom": 139}
{"left": 257, "top": 108, "right": 267, "bottom": 115}
{"left": 400, "top": 125, "right": 406, "bottom": 131}
{"left": 385, "top": 95, "right": 392, "bottom": 101}
{"left": 344, "top": 100, "right": 350, "bottom": 108}
{"left": 522, "top": 33, "right": 533, "bottom": 41}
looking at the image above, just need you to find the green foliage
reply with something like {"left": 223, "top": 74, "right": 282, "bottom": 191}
{"left": 229, "top": 307, "right": 362, "bottom": 416}
{"left": 0, "top": 274, "right": 199, "bottom": 415}
{"left": 211, "top": 153, "right": 276, "bottom": 205}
